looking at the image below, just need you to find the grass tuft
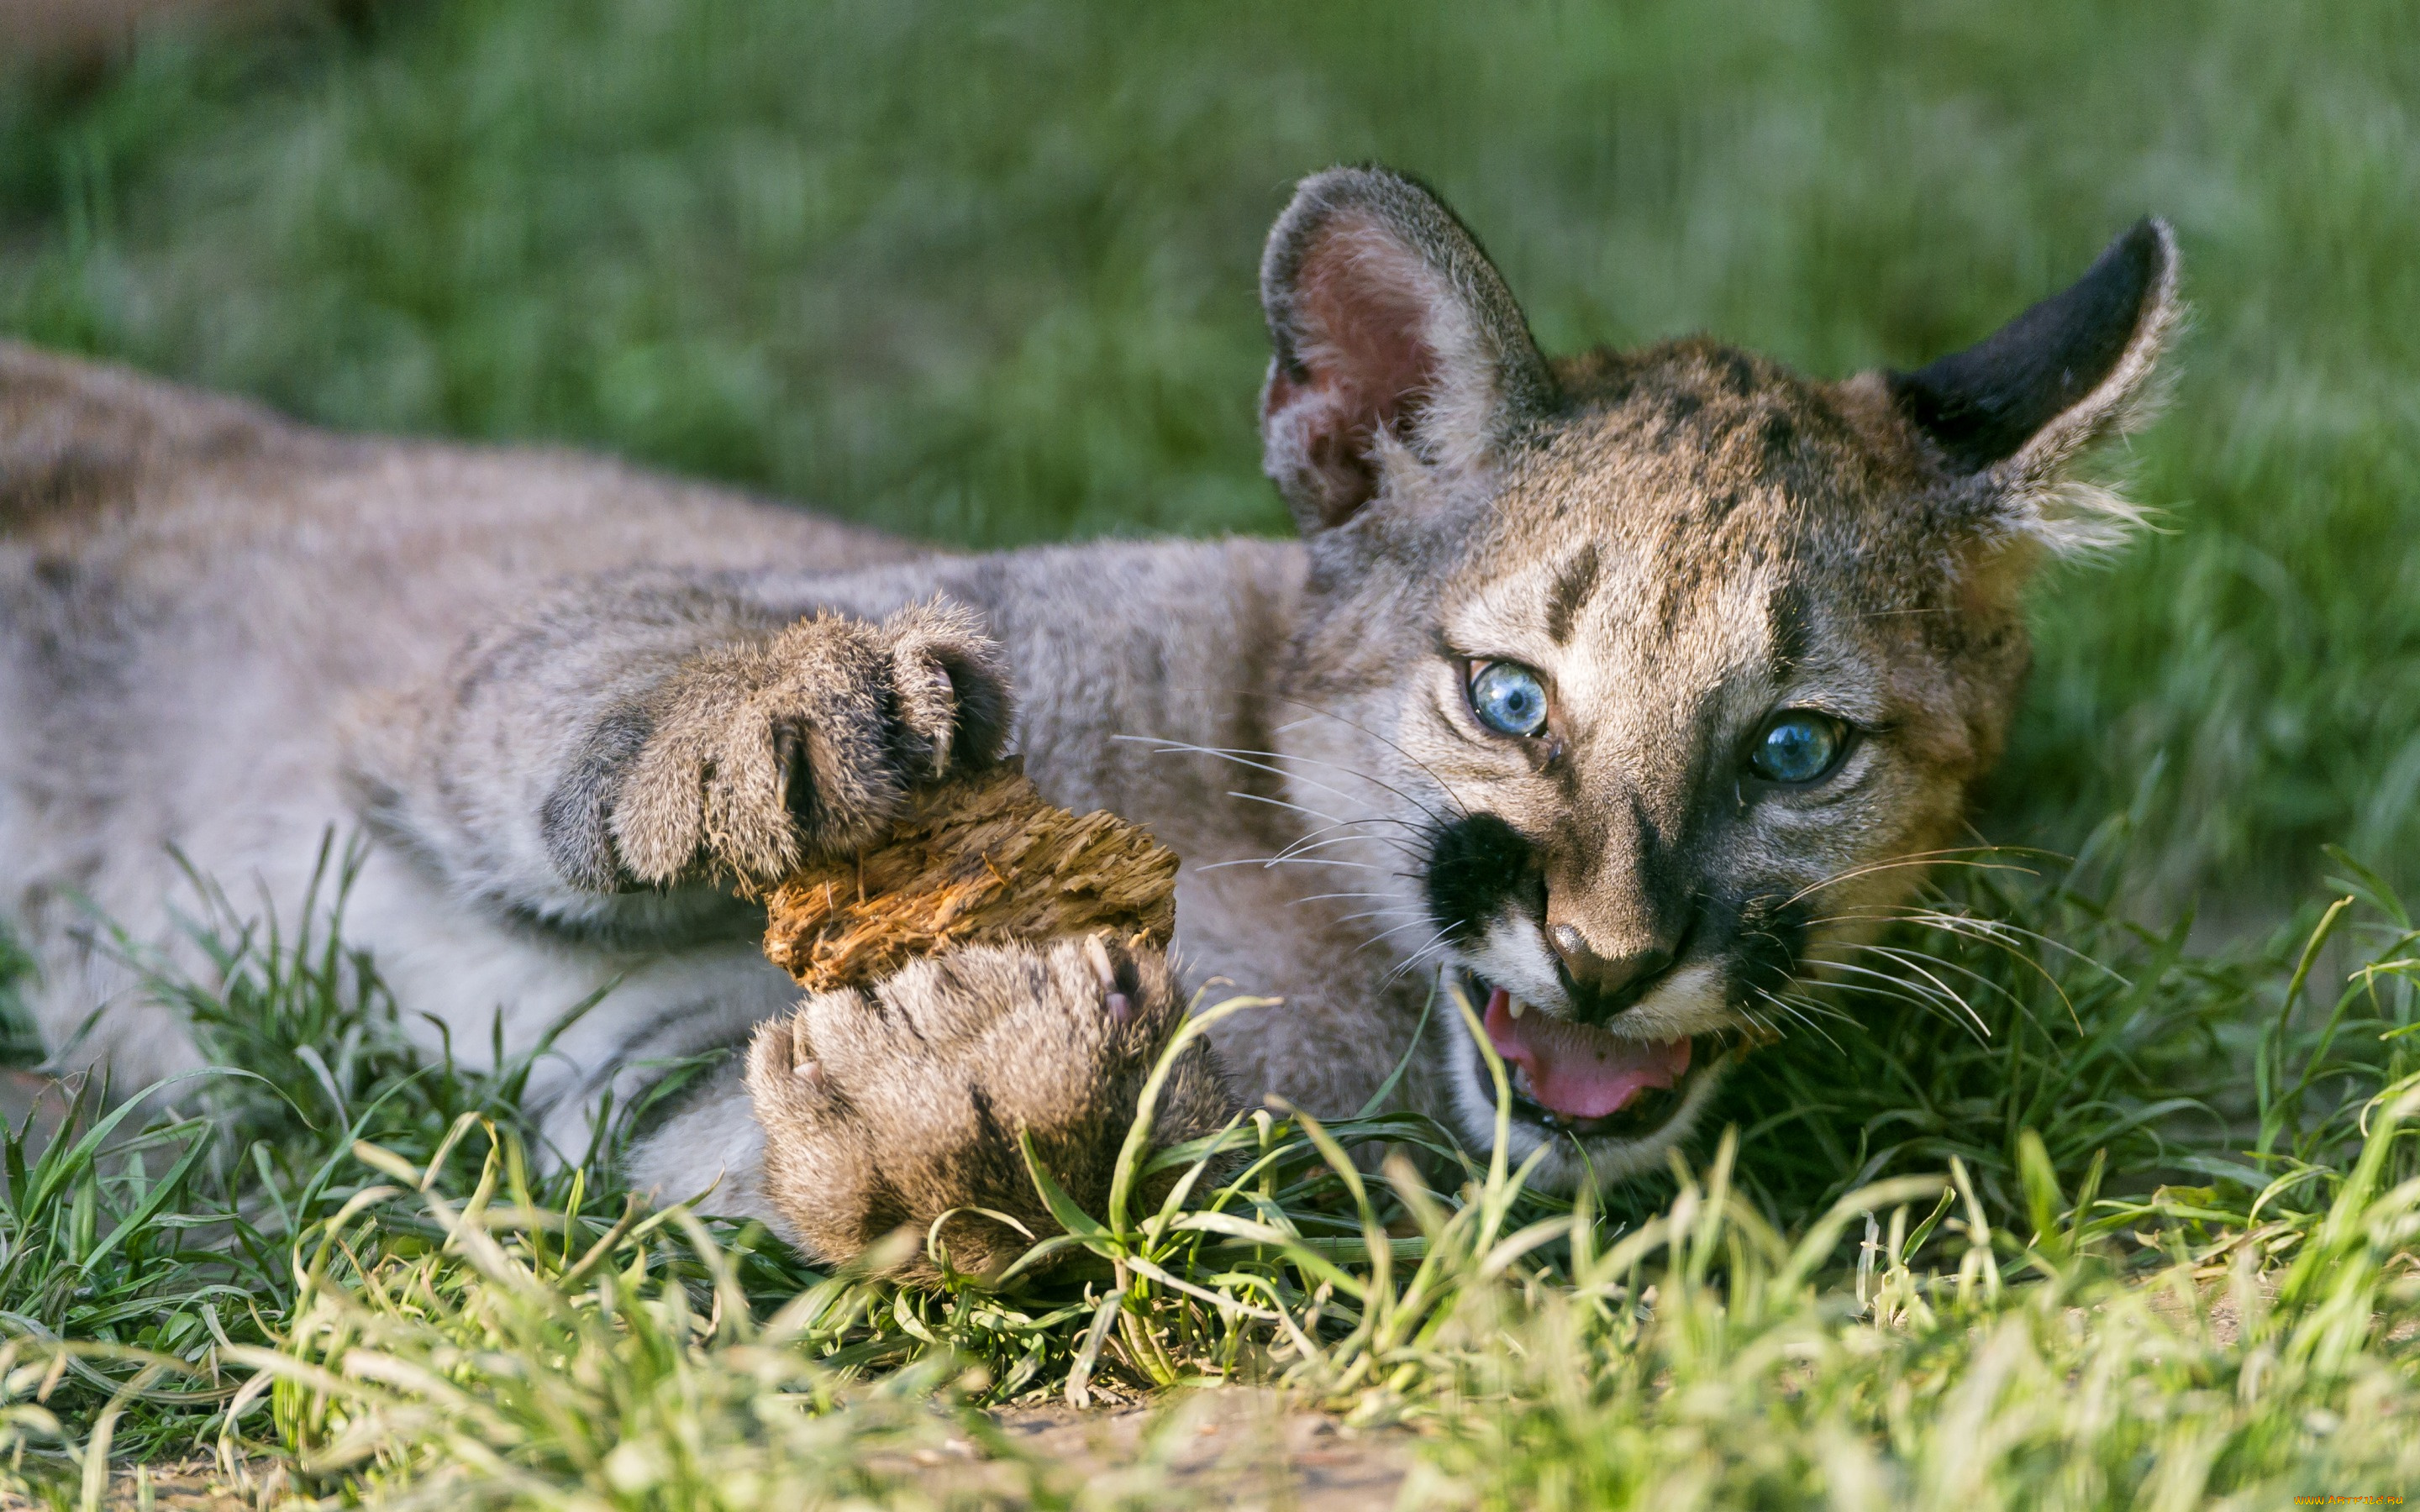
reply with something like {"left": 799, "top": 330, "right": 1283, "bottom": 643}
{"left": 3, "top": 5, "right": 2419, "bottom": 1501}
{"left": 0, "top": 837, "right": 2415, "bottom": 1504}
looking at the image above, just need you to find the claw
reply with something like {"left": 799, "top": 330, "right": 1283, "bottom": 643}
{"left": 1084, "top": 935, "right": 1134, "bottom": 1024}
{"left": 773, "top": 717, "right": 816, "bottom": 827}
{"left": 794, "top": 1057, "right": 826, "bottom": 1087}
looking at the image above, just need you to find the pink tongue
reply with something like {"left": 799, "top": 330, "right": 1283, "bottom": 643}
{"left": 1483, "top": 987, "right": 1691, "bottom": 1119}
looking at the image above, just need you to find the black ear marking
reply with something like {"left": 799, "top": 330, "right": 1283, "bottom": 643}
{"left": 1889, "top": 218, "right": 2174, "bottom": 474}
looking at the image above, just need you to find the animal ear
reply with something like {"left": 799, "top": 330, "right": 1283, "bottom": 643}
{"left": 1888, "top": 218, "right": 2182, "bottom": 553}
{"left": 1259, "top": 165, "right": 1555, "bottom": 533}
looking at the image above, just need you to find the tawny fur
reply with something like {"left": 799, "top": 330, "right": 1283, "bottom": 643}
{"left": 0, "top": 165, "right": 2181, "bottom": 1263}
{"left": 742, "top": 937, "right": 1229, "bottom": 1280}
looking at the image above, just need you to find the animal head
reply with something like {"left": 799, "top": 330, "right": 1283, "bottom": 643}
{"left": 1258, "top": 165, "right": 2179, "bottom": 1187}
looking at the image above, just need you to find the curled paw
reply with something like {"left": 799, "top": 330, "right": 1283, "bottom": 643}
{"left": 608, "top": 599, "right": 1011, "bottom": 887}
{"left": 743, "top": 934, "right": 1234, "bottom": 1279}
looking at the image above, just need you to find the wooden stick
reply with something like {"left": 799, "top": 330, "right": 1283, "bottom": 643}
{"left": 759, "top": 759, "right": 1178, "bottom": 993}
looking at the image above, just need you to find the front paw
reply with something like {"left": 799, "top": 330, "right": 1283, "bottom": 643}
{"left": 743, "top": 935, "right": 1234, "bottom": 1279}
{"left": 610, "top": 600, "right": 1011, "bottom": 887}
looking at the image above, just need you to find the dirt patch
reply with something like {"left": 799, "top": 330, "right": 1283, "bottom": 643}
{"left": 28, "top": 1394, "right": 1416, "bottom": 1510}
{"left": 981, "top": 1392, "right": 1414, "bottom": 1509}
{"left": 0, "top": 1457, "right": 260, "bottom": 1512}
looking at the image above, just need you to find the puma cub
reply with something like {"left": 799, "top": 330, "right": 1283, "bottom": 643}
{"left": 0, "top": 167, "right": 2176, "bottom": 1272}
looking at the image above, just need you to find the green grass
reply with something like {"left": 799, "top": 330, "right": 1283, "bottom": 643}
{"left": 3, "top": 0, "right": 2417, "bottom": 895}
{"left": 5, "top": 1, "right": 2420, "bottom": 1504}
{"left": 3, "top": 834, "right": 2417, "bottom": 1505}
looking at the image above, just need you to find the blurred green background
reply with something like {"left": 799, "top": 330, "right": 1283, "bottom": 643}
{"left": 3, "top": 0, "right": 2415, "bottom": 905}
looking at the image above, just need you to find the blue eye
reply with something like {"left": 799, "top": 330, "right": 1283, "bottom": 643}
{"left": 1468, "top": 661, "right": 1550, "bottom": 738}
{"left": 1748, "top": 711, "right": 1849, "bottom": 785}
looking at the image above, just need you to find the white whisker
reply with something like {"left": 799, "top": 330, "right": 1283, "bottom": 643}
{"left": 1334, "top": 906, "right": 1421, "bottom": 926}
{"left": 1260, "top": 825, "right": 1424, "bottom": 867}
{"left": 1114, "top": 733, "right": 1456, "bottom": 829}
{"left": 1244, "top": 694, "right": 1476, "bottom": 822}
{"left": 1195, "top": 856, "right": 1388, "bottom": 873}
{"left": 1852, "top": 942, "right": 2026, "bottom": 1016}
{"left": 1116, "top": 737, "right": 1392, "bottom": 817}
{"left": 1355, "top": 917, "right": 1450, "bottom": 953}
{"left": 1383, "top": 931, "right": 1460, "bottom": 984}
{"left": 1801, "top": 954, "right": 1991, "bottom": 1040}
{"left": 1783, "top": 849, "right": 2044, "bottom": 908}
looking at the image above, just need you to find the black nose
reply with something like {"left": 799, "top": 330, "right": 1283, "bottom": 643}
{"left": 1549, "top": 921, "right": 1680, "bottom": 1025}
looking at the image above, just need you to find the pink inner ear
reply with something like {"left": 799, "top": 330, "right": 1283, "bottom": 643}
{"left": 1266, "top": 221, "right": 1441, "bottom": 527}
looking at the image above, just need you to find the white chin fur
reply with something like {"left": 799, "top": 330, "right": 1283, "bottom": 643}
{"left": 1602, "top": 960, "right": 1732, "bottom": 1043}
{"left": 1471, "top": 915, "right": 1566, "bottom": 1007}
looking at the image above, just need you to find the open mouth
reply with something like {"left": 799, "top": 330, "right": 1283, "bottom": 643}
{"left": 1460, "top": 969, "right": 1712, "bottom": 1141}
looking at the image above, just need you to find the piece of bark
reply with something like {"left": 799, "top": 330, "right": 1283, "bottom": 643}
{"left": 759, "top": 759, "right": 1178, "bottom": 993}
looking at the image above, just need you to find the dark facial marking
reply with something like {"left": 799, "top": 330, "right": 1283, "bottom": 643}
{"left": 1725, "top": 892, "right": 1815, "bottom": 1009}
{"left": 1425, "top": 812, "right": 1544, "bottom": 944}
{"left": 1759, "top": 410, "right": 1798, "bottom": 466}
{"left": 1766, "top": 586, "right": 1812, "bottom": 679}
{"left": 1545, "top": 543, "right": 1601, "bottom": 645}
{"left": 1651, "top": 389, "right": 1705, "bottom": 447}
